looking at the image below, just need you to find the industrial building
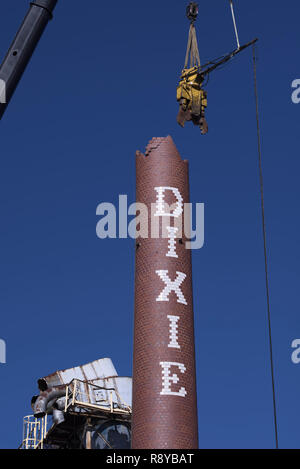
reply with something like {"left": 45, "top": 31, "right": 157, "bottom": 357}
{"left": 20, "top": 359, "right": 132, "bottom": 449}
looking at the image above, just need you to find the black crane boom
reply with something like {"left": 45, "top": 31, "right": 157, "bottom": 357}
{"left": 199, "top": 38, "right": 258, "bottom": 79}
{"left": 0, "top": 0, "right": 58, "bottom": 120}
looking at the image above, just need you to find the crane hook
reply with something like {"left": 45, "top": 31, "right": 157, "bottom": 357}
{"left": 186, "top": 2, "right": 199, "bottom": 23}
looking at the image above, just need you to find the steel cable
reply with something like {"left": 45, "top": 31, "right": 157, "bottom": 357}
{"left": 252, "top": 44, "right": 279, "bottom": 449}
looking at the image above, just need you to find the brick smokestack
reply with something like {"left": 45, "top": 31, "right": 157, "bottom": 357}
{"left": 132, "top": 136, "right": 198, "bottom": 449}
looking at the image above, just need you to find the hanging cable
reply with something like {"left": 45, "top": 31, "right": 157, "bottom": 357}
{"left": 229, "top": 0, "right": 240, "bottom": 49}
{"left": 184, "top": 23, "right": 201, "bottom": 69}
{"left": 184, "top": 3, "right": 201, "bottom": 69}
{"left": 252, "top": 44, "right": 279, "bottom": 450}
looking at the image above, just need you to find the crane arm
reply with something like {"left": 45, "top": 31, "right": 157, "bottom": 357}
{"left": 0, "top": 0, "right": 58, "bottom": 120}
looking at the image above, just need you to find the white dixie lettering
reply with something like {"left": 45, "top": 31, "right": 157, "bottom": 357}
{"left": 154, "top": 186, "right": 183, "bottom": 218}
{"left": 156, "top": 270, "right": 187, "bottom": 305}
{"left": 166, "top": 226, "right": 178, "bottom": 258}
{"left": 167, "top": 315, "right": 180, "bottom": 349}
{"left": 160, "top": 361, "right": 187, "bottom": 397}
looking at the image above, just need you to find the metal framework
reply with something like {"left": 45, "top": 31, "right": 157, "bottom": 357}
{"left": 20, "top": 378, "right": 132, "bottom": 449}
{"left": 64, "top": 379, "right": 132, "bottom": 416}
{"left": 19, "top": 415, "right": 49, "bottom": 449}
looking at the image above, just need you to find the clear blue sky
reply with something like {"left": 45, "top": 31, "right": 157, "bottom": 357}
{"left": 0, "top": 0, "right": 299, "bottom": 449}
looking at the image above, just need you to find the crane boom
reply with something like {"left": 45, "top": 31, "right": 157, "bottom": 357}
{"left": 0, "top": 0, "right": 58, "bottom": 120}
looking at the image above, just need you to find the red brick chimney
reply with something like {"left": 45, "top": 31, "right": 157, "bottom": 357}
{"left": 132, "top": 136, "right": 198, "bottom": 449}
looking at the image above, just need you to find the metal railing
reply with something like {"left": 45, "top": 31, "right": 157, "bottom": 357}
{"left": 19, "top": 415, "right": 49, "bottom": 449}
{"left": 64, "top": 379, "right": 132, "bottom": 416}
{"left": 20, "top": 379, "right": 131, "bottom": 449}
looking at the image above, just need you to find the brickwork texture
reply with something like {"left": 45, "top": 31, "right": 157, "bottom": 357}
{"left": 132, "top": 136, "right": 198, "bottom": 449}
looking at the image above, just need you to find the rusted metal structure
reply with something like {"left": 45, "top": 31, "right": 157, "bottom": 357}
{"left": 132, "top": 136, "right": 198, "bottom": 449}
{"left": 20, "top": 358, "right": 132, "bottom": 449}
{"left": 36, "top": 358, "right": 118, "bottom": 391}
